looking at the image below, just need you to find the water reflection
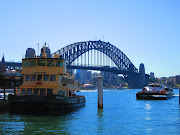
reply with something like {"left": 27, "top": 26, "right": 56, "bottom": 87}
{"left": 97, "top": 109, "right": 104, "bottom": 118}
{"left": 145, "top": 102, "right": 151, "bottom": 111}
{"left": 0, "top": 114, "right": 24, "bottom": 134}
{"left": 144, "top": 102, "right": 153, "bottom": 133}
{"left": 22, "top": 115, "right": 69, "bottom": 134}
{"left": 97, "top": 109, "right": 104, "bottom": 134}
{"left": 0, "top": 111, "right": 74, "bottom": 134}
{"left": 0, "top": 107, "right": 83, "bottom": 134}
{"left": 144, "top": 102, "right": 151, "bottom": 121}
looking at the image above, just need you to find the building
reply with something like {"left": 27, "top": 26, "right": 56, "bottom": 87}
{"left": 175, "top": 75, "right": 180, "bottom": 85}
{"left": 75, "top": 69, "right": 81, "bottom": 81}
{"left": 75, "top": 69, "right": 92, "bottom": 83}
{"left": 150, "top": 72, "right": 155, "bottom": 79}
{"left": 101, "top": 67, "right": 122, "bottom": 86}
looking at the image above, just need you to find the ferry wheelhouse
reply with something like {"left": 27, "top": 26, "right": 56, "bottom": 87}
{"left": 8, "top": 44, "right": 86, "bottom": 110}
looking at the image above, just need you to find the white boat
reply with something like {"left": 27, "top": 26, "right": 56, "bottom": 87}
{"left": 136, "top": 83, "right": 174, "bottom": 100}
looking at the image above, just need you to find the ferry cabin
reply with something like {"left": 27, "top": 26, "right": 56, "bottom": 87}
{"left": 18, "top": 56, "right": 78, "bottom": 97}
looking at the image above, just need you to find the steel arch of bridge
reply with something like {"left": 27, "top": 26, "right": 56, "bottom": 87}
{"left": 53, "top": 40, "right": 138, "bottom": 74}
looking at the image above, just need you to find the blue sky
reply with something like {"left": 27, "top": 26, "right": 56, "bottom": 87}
{"left": 0, "top": 0, "right": 179, "bottom": 78}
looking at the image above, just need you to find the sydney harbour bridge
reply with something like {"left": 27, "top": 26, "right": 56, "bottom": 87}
{"left": 2, "top": 40, "right": 147, "bottom": 88}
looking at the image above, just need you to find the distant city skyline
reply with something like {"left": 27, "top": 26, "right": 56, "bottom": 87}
{"left": 0, "top": 0, "right": 179, "bottom": 78}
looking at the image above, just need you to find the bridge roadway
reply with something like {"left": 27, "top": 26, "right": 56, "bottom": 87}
{"left": 4, "top": 62, "right": 137, "bottom": 75}
{"left": 67, "top": 65, "right": 137, "bottom": 75}
{"left": 5, "top": 62, "right": 22, "bottom": 68}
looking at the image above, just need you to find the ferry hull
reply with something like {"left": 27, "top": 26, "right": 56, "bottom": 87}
{"left": 136, "top": 93, "right": 174, "bottom": 100}
{"left": 8, "top": 94, "right": 86, "bottom": 111}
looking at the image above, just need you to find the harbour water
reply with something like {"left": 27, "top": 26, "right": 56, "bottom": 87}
{"left": 0, "top": 89, "right": 180, "bottom": 135}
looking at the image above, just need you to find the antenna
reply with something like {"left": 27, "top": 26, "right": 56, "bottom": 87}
{"left": 43, "top": 42, "right": 47, "bottom": 58}
{"left": 44, "top": 42, "right": 46, "bottom": 54}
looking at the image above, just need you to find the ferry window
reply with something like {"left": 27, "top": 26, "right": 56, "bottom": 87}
{"left": 31, "top": 75, "right": 36, "bottom": 81}
{"left": 37, "top": 75, "right": 42, "bottom": 81}
{"left": 50, "top": 75, "right": 56, "bottom": 81}
{"left": 56, "top": 61, "right": 63, "bottom": 67}
{"left": 23, "top": 61, "right": 28, "bottom": 67}
{"left": 33, "top": 89, "right": 39, "bottom": 95}
{"left": 60, "top": 61, "right": 63, "bottom": 67}
{"left": 27, "top": 88, "right": 32, "bottom": 95}
{"left": 63, "top": 61, "right": 66, "bottom": 67}
{"left": 25, "top": 75, "right": 30, "bottom": 81}
{"left": 29, "top": 60, "right": 36, "bottom": 67}
{"left": 47, "top": 60, "right": 54, "bottom": 67}
{"left": 37, "top": 60, "right": 45, "bottom": 66}
{"left": 21, "top": 89, "right": 26, "bottom": 94}
{"left": 47, "top": 89, "right": 53, "bottom": 95}
{"left": 40, "top": 89, "right": 46, "bottom": 95}
{"left": 44, "top": 75, "right": 49, "bottom": 81}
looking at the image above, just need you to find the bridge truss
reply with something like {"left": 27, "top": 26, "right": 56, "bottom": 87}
{"left": 53, "top": 40, "right": 138, "bottom": 74}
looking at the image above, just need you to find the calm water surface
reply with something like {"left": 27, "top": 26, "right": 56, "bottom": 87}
{"left": 0, "top": 89, "right": 180, "bottom": 135}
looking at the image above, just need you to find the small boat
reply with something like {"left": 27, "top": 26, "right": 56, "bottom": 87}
{"left": 79, "top": 84, "right": 96, "bottom": 90}
{"left": 8, "top": 43, "right": 86, "bottom": 111}
{"left": 136, "top": 83, "right": 174, "bottom": 100}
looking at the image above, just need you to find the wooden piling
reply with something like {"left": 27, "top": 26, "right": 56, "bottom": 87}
{"left": 98, "top": 76, "right": 103, "bottom": 109}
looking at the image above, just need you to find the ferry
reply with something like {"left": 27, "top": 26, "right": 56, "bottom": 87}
{"left": 8, "top": 43, "right": 86, "bottom": 110}
{"left": 136, "top": 83, "right": 174, "bottom": 100}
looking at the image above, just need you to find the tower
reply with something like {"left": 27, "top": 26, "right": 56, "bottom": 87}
{"left": 0, "top": 55, "right": 6, "bottom": 73}
{"left": 139, "top": 63, "right": 145, "bottom": 87}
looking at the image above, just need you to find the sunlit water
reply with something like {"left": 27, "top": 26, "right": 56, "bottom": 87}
{"left": 0, "top": 89, "right": 180, "bottom": 135}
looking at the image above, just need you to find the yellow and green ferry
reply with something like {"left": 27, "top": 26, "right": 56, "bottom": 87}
{"left": 8, "top": 44, "right": 86, "bottom": 110}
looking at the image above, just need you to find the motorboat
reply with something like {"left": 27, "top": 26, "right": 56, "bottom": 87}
{"left": 136, "top": 83, "right": 174, "bottom": 100}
